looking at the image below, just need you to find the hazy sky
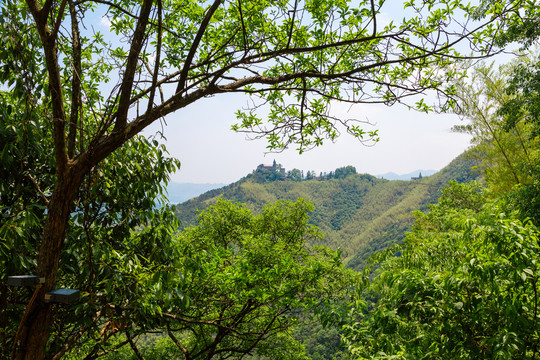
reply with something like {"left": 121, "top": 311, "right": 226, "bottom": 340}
{"left": 104, "top": 3, "right": 482, "bottom": 184}
{"left": 142, "top": 93, "right": 473, "bottom": 184}
{"left": 136, "top": 3, "right": 481, "bottom": 184}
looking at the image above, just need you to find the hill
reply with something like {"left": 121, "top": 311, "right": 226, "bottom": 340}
{"left": 175, "top": 151, "right": 480, "bottom": 269}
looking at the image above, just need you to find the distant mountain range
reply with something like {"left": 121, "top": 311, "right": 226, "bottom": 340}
{"left": 376, "top": 169, "right": 437, "bottom": 180}
{"left": 165, "top": 182, "right": 226, "bottom": 204}
{"left": 174, "top": 151, "right": 480, "bottom": 270}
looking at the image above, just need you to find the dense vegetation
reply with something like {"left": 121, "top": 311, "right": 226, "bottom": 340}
{"left": 340, "top": 54, "right": 540, "bottom": 359}
{"left": 61, "top": 199, "right": 358, "bottom": 360}
{"left": 1, "top": 0, "right": 538, "bottom": 359}
{"left": 175, "top": 153, "right": 480, "bottom": 269}
{"left": 344, "top": 181, "right": 540, "bottom": 359}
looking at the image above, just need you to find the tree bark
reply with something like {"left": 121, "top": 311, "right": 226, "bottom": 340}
{"left": 15, "top": 166, "right": 85, "bottom": 360}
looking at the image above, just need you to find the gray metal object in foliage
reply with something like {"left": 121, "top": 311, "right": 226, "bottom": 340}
{"left": 7, "top": 275, "right": 45, "bottom": 287}
{"left": 44, "top": 289, "right": 80, "bottom": 304}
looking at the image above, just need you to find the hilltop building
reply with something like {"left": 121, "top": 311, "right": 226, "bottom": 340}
{"left": 257, "top": 162, "right": 286, "bottom": 175}
{"left": 257, "top": 164, "right": 274, "bottom": 171}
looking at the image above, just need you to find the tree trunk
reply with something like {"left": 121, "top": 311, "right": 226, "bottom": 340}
{"left": 15, "top": 167, "right": 84, "bottom": 360}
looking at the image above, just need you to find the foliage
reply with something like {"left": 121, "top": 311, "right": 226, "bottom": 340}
{"left": 288, "top": 168, "right": 304, "bottom": 182}
{"left": 343, "top": 181, "right": 540, "bottom": 359}
{"left": 90, "top": 199, "right": 357, "bottom": 360}
{"left": 454, "top": 61, "right": 539, "bottom": 196}
{"left": 499, "top": 55, "right": 540, "bottom": 135}
{"left": 1, "top": 134, "right": 181, "bottom": 359}
{"left": 333, "top": 166, "right": 357, "bottom": 180}
{"left": 250, "top": 167, "right": 286, "bottom": 183}
{"left": 294, "top": 319, "right": 352, "bottom": 360}
{"left": 0, "top": 0, "right": 532, "bottom": 356}
{"left": 0, "top": 26, "right": 182, "bottom": 354}
{"left": 498, "top": 54, "right": 540, "bottom": 225}
{"left": 454, "top": 55, "right": 540, "bottom": 226}
{"left": 493, "top": 1, "right": 540, "bottom": 51}
{"left": 176, "top": 153, "right": 480, "bottom": 269}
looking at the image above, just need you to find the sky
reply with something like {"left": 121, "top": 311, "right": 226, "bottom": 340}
{"left": 142, "top": 93, "right": 473, "bottom": 184}
{"left": 102, "top": 2, "right": 484, "bottom": 184}
{"left": 136, "top": 2, "right": 483, "bottom": 184}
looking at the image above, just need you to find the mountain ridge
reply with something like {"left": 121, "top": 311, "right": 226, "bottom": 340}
{"left": 175, "top": 151, "right": 480, "bottom": 269}
{"left": 168, "top": 170, "right": 439, "bottom": 203}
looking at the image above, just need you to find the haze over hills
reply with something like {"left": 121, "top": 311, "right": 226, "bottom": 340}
{"left": 174, "top": 151, "right": 480, "bottom": 269}
{"left": 376, "top": 169, "right": 437, "bottom": 180}
{"left": 165, "top": 182, "right": 227, "bottom": 204}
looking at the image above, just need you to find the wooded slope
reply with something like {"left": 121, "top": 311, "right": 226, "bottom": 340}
{"left": 175, "top": 151, "right": 479, "bottom": 269}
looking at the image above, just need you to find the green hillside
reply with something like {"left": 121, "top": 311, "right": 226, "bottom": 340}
{"left": 175, "top": 151, "right": 480, "bottom": 269}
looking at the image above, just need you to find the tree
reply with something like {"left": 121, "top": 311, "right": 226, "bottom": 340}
{"left": 0, "top": 0, "right": 530, "bottom": 358}
{"left": 71, "top": 199, "right": 357, "bottom": 359}
{"left": 288, "top": 168, "right": 303, "bottom": 182}
{"left": 496, "top": 53, "right": 540, "bottom": 225}
{"left": 333, "top": 166, "right": 357, "bottom": 179}
{"left": 1, "top": 130, "right": 182, "bottom": 359}
{"left": 166, "top": 199, "right": 356, "bottom": 360}
{"left": 483, "top": 4, "right": 540, "bottom": 223}
{"left": 453, "top": 61, "right": 539, "bottom": 196}
{"left": 343, "top": 181, "right": 540, "bottom": 359}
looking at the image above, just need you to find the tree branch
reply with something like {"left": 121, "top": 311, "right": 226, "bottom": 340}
{"left": 52, "top": 0, "right": 69, "bottom": 40}
{"left": 68, "top": 0, "right": 82, "bottom": 159}
{"left": 175, "top": 0, "right": 222, "bottom": 94}
{"left": 25, "top": 0, "right": 69, "bottom": 175}
{"left": 145, "top": 0, "right": 162, "bottom": 118}
{"left": 237, "top": 0, "right": 247, "bottom": 53}
{"left": 370, "top": 0, "right": 377, "bottom": 37}
{"left": 167, "top": 323, "right": 190, "bottom": 359}
{"left": 113, "top": 0, "right": 153, "bottom": 133}
{"left": 126, "top": 332, "right": 146, "bottom": 360}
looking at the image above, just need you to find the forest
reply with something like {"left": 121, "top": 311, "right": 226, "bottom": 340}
{"left": 1, "top": 0, "right": 540, "bottom": 359}
{"left": 175, "top": 152, "right": 480, "bottom": 269}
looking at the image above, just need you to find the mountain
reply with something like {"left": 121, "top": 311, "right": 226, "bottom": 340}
{"left": 377, "top": 169, "right": 437, "bottom": 180}
{"left": 165, "top": 182, "right": 227, "bottom": 204}
{"left": 175, "top": 151, "right": 480, "bottom": 270}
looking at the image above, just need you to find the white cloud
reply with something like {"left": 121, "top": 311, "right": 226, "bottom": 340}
{"left": 100, "top": 15, "right": 111, "bottom": 29}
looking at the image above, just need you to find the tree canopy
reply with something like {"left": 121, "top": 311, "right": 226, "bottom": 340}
{"left": 343, "top": 181, "right": 540, "bottom": 359}
{"left": 0, "top": 0, "right": 534, "bottom": 358}
{"left": 56, "top": 199, "right": 357, "bottom": 360}
{"left": 340, "top": 25, "right": 540, "bottom": 359}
